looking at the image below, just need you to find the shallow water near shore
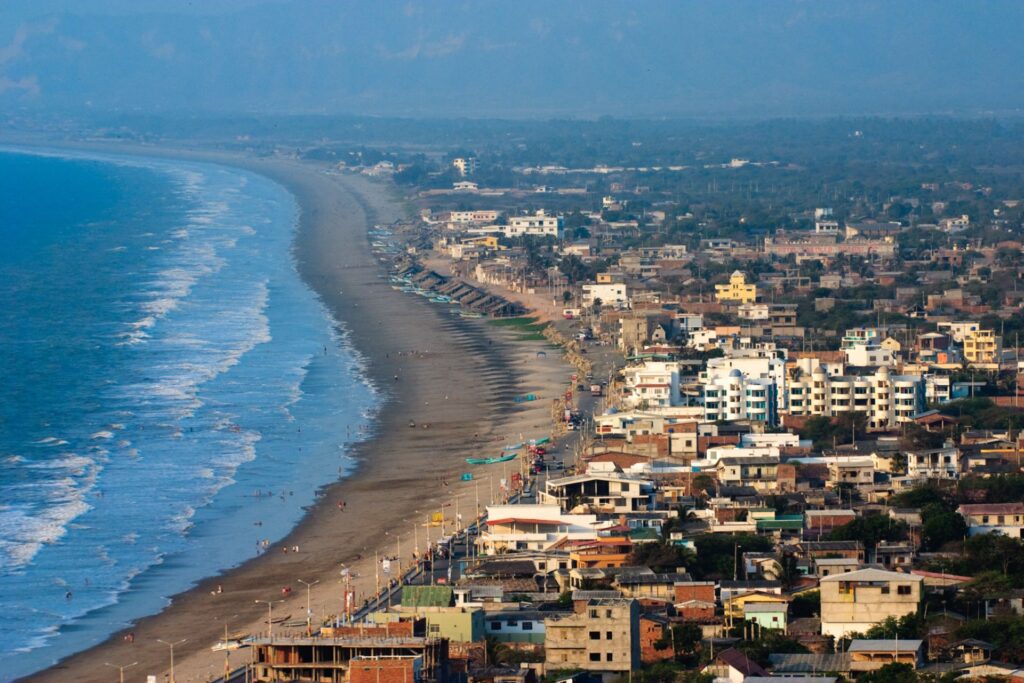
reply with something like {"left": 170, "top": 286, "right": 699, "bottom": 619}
{"left": 0, "top": 149, "right": 377, "bottom": 679}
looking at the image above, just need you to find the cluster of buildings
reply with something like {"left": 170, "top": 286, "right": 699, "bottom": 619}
{"left": 288, "top": 174, "right": 1024, "bottom": 682}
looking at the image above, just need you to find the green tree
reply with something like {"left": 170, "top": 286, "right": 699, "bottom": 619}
{"left": 920, "top": 507, "right": 967, "bottom": 551}
{"left": 828, "top": 516, "right": 908, "bottom": 549}
{"left": 858, "top": 663, "right": 919, "bottom": 683}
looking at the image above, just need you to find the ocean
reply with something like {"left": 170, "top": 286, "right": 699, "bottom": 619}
{"left": 0, "top": 148, "right": 377, "bottom": 679}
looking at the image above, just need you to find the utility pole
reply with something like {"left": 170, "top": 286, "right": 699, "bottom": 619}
{"left": 297, "top": 579, "right": 319, "bottom": 636}
{"left": 157, "top": 639, "right": 186, "bottom": 683}
{"left": 104, "top": 661, "right": 137, "bottom": 683}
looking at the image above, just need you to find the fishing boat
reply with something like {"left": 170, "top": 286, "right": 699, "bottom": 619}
{"left": 211, "top": 636, "right": 251, "bottom": 652}
{"left": 529, "top": 437, "right": 551, "bottom": 446}
{"left": 268, "top": 614, "right": 291, "bottom": 625}
{"left": 459, "top": 311, "right": 483, "bottom": 319}
{"left": 431, "top": 295, "right": 452, "bottom": 304}
{"left": 502, "top": 443, "right": 524, "bottom": 451}
{"left": 466, "top": 454, "right": 518, "bottom": 465}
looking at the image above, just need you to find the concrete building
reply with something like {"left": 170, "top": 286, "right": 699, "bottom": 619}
{"left": 541, "top": 472, "right": 655, "bottom": 514}
{"left": 701, "top": 370, "right": 779, "bottom": 426}
{"left": 505, "top": 211, "right": 563, "bottom": 238}
{"left": 786, "top": 365, "right": 925, "bottom": 430}
{"left": 582, "top": 283, "right": 628, "bottom": 309}
{"left": 820, "top": 568, "right": 923, "bottom": 639}
{"left": 477, "top": 504, "right": 599, "bottom": 554}
{"left": 716, "top": 271, "right": 758, "bottom": 304}
{"left": 963, "top": 329, "right": 1000, "bottom": 365}
{"left": 957, "top": 503, "right": 1024, "bottom": 537}
{"left": 544, "top": 598, "right": 640, "bottom": 675}
{"left": 621, "top": 361, "right": 683, "bottom": 409}
{"left": 452, "top": 157, "right": 477, "bottom": 176}
{"left": 905, "top": 446, "right": 961, "bottom": 480}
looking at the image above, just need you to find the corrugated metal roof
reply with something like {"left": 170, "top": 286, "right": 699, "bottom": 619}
{"left": 848, "top": 639, "right": 923, "bottom": 652}
{"left": 820, "top": 568, "right": 923, "bottom": 583}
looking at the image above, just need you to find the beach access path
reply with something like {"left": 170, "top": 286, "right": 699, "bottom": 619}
{"left": 21, "top": 151, "right": 572, "bottom": 683}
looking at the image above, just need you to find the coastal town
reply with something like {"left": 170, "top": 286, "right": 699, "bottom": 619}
{"left": 217, "top": 136, "right": 1024, "bottom": 683}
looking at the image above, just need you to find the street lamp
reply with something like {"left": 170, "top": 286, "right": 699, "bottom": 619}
{"left": 157, "top": 639, "right": 186, "bottom": 683}
{"left": 254, "top": 599, "right": 285, "bottom": 639}
{"left": 104, "top": 660, "right": 137, "bottom": 683}
{"left": 296, "top": 579, "right": 319, "bottom": 635}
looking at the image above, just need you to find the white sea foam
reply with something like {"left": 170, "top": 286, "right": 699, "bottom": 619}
{"left": 90, "top": 431, "right": 114, "bottom": 440}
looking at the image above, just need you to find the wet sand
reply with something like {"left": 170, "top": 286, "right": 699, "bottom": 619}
{"left": 21, "top": 154, "right": 570, "bottom": 682}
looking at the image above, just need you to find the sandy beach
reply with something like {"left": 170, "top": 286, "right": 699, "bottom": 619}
{"left": 20, "top": 152, "right": 571, "bottom": 683}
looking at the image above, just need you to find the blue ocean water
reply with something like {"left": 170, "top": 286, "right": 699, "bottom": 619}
{"left": 0, "top": 149, "right": 377, "bottom": 679}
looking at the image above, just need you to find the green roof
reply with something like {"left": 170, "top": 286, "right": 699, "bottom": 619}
{"left": 401, "top": 586, "right": 453, "bottom": 608}
{"left": 757, "top": 518, "right": 804, "bottom": 531}
{"left": 629, "top": 527, "right": 662, "bottom": 541}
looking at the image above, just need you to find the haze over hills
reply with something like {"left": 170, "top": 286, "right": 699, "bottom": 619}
{"left": 2, "top": 0, "right": 1024, "bottom": 119}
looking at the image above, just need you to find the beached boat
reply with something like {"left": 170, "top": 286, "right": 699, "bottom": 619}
{"left": 502, "top": 443, "right": 524, "bottom": 451}
{"left": 268, "top": 614, "right": 291, "bottom": 625}
{"left": 529, "top": 437, "right": 551, "bottom": 446}
{"left": 211, "top": 637, "right": 251, "bottom": 652}
{"left": 431, "top": 295, "right": 452, "bottom": 303}
{"left": 459, "top": 311, "right": 483, "bottom": 319}
{"left": 466, "top": 453, "right": 518, "bottom": 465}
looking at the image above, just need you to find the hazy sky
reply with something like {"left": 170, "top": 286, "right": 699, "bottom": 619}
{"left": 2, "top": 0, "right": 1023, "bottom": 118}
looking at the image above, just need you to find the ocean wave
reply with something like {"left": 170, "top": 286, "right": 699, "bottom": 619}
{"left": 90, "top": 431, "right": 114, "bottom": 440}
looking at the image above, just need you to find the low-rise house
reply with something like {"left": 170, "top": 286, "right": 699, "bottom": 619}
{"left": 828, "top": 459, "right": 875, "bottom": 488}
{"left": 724, "top": 591, "right": 790, "bottom": 621}
{"left": 906, "top": 446, "right": 961, "bottom": 480}
{"left": 715, "top": 457, "right": 781, "bottom": 491}
{"left": 484, "top": 610, "right": 552, "bottom": 644}
{"left": 847, "top": 639, "right": 925, "bottom": 672}
{"left": 957, "top": 502, "right": 1024, "bottom": 537}
{"left": 544, "top": 598, "right": 640, "bottom": 675}
{"left": 541, "top": 472, "right": 655, "bottom": 513}
{"left": 814, "top": 557, "right": 861, "bottom": 578}
{"left": 820, "top": 568, "right": 923, "bottom": 639}
{"left": 703, "top": 648, "right": 768, "bottom": 683}
{"left": 743, "top": 601, "right": 788, "bottom": 633}
{"left": 477, "top": 504, "right": 598, "bottom": 555}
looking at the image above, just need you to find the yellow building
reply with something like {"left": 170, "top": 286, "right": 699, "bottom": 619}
{"left": 724, "top": 591, "right": 790, "bottom": 620}
{"left": 963, "top": 329, "right": 999, "bottom": 364}
{"left": 715, "top": 271, "right": 758, "bottom": 304}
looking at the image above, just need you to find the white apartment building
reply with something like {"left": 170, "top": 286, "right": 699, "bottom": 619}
{"left": 541, "top": 472, "right": 656, "bottom": 514}
{"left": 705, "top": 355, "right": 788, "bottom": 407}
{"left": 936, "top": 321, "right": 980, "bottom": 343}
{"left": 700, "top": 369, "right": 779, "bottom": 426}
{"left": 786, "top": 365, "right": 925, "bottom": 430}
{"left": 845, "top": 345, "right": 898, "bottom": 368}
{"left": 448, "top": 210, "right": 499, "bottom": 224}
{"left": 582, "top": 283, "right": 628, "bottom": 309}
{"left": 505, "top": 210, "right": 563, "bottom": 238}
{"left": 452, "top": 156, "right": 477, "bottom": 176}
{"left": 622, "top": 361, "right": 683, "bottom": 409}
{"left": 478, "top": 504, "right": 599, "bottom": 555}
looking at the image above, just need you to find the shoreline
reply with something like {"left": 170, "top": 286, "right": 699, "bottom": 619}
{"left": 13, "top": 144, "right": 570, "bottom": 683}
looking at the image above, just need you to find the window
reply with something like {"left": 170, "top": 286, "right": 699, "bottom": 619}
{"left": 429, "top": 624, "right": 440, "bottom": 634}
{"left": 589, "top": 631, "right": 601, "bottom": 640}
{"left": 607, "top": 632, "right": 613, "bottom": 640}
{"left": 606, "top": 609, "right": 613, "bottom": 618}
{"left": 606, "top": 653, "right": 614, "bottom": 662}
{"left": 522, "top": 621, "right": 533, "bottom": 630}
{"left": 897, "top": 585, "right": 912, "bottom": 595}
{"left": 881, "top": 586, "right": 890, "bottom": 594}
{"left": 589, "top": 609, "right": 598, "bottom": 618}
{"left": 492, "top": 622, "right": 502, "bottom": 630}
{"left": 589, "top": 653, "right": 601, "bottom": 662}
